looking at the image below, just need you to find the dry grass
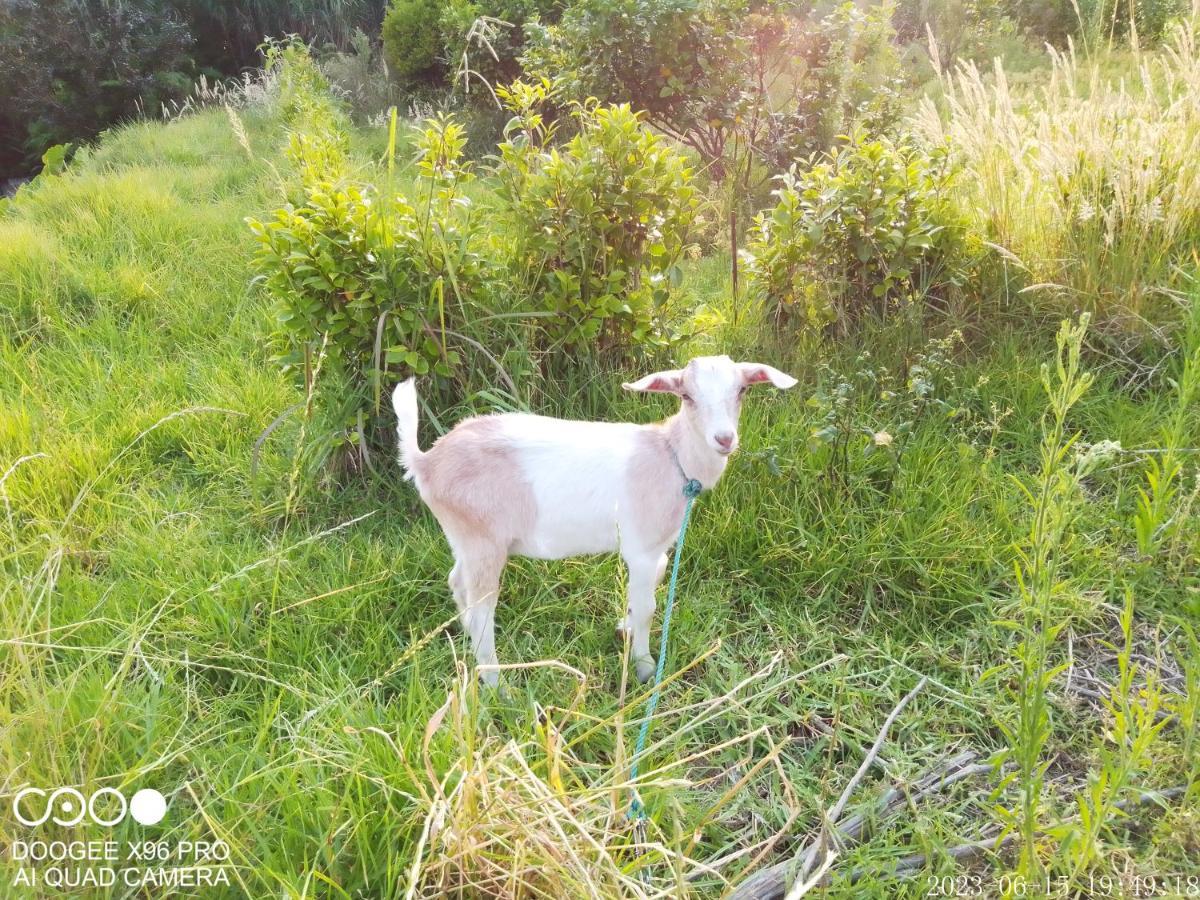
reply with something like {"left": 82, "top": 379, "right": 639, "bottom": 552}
{"left": 917, "top": 16, "right": 1200, "bottom": 318}
{"left": 398, "top": 651, "right": 845, "bottom": 898}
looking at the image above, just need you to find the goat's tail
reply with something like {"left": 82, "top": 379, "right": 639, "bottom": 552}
{"left": 392, "top": 378, "right": 423, "bottom": 481}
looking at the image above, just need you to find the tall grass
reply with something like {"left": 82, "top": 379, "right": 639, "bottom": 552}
{"left": 1133, "top": 296, "right": 1200, "bottom": 559}
{"left": 917, "top": 18, "right": 1200, "bottom": 319}
{"left": 993, "top": 316, "right": 1094, "bottom": 882}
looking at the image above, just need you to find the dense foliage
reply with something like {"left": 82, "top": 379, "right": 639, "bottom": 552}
{"left": 440, "top": 0, "right": 560, "bottom": 86}
{"left": 247, "top": 47, "right": 486, "bottom": 459}
{"left": 247, "top": 55, "right": 698, "bottom": 461}
{"left": 5, "top": 0, "right": 1192, "bottom": 181}
{"left": 380, "top": 0, "right": 445, "bottom": 84}
{"left": 746, "top": 133, "right": 978, "bottom": 332}
{"left": 0, "top": 0, "right": 196, "bottom": 172}
{"left": 0, "top": 0, "right": 388, "bottom": 176}
{"left": 523, "top": 0, "right": 902, "bottom": 180}
{"left": 494, "top": 82, "right": 699, "bottom": 355}
{"left": 381, "top": 0, "right": 560, "bottom": 92}
{"left": 249, "top": 118, "right": 480, "bottom": 459}
{"left": 522, "top": 0, "right": 751, "bottom": 167}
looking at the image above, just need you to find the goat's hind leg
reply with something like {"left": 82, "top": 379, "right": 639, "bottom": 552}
{"left": 452, "top": 547, "right": 506, "bottom": 686}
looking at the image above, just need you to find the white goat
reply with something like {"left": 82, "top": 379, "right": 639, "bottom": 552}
{"left": 392, "top": 355, "right": 797, "bottom": 684}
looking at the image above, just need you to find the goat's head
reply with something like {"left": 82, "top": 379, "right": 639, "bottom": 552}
{"left": 623, "top": 355, "right": 797, "bottom": 456}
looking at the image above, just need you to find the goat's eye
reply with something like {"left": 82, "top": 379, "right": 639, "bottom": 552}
{"left": 738, "top": 386, "right": 749, "bottom": 398}
{"left": 681, "top": 393, "right": 693, "bottom": 403}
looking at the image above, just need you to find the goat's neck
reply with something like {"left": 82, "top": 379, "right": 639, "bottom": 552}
{"left": 663, "top": 413, "right": 728, "bottom": 490}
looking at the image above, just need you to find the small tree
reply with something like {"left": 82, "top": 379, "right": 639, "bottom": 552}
{"left": 522, "top": 0, "right": 752, "bottom": 171}
{"left": 523, "top": 0, "right": 902, "bottom": 185}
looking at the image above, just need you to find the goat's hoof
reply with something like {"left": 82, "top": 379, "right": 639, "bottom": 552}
{"left": 615, "top": 619, "right": 630, "bottom": 644}
{"left": 636, "top": 657, "right": 656, "bottom": 684}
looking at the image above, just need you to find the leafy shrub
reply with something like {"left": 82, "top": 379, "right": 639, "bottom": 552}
{"left": 522, "top": 0, "right": 761, "bottom": 172}
{"left": 1073, "top": 0, "right": 1188, "bottom": 44}
{"left": 893, "top": 0, "right": 1022, "bottom": 67}
{"left": 493, "top": 81, "right": 699, "bottom": 357}
{"left": 263, "top": 35, "right": 346, "bottom": 131}
{"left": 745, "top": 133, "right": 978, "bottom": 333}
{"left": 754, "top": 3, "right": 904, "bottom": 171}
{"left": 260, "top": 36, "right": 356, "bottom": 195}
{"left": 999, "top": 0, "right": 1078, "bottom": 44}
{"left": 982, "top": 0, "right": 1186, "bottom": 47}
{"left": 382, "top": 0, "right": 445, "bottom": 85}
{"left": 440, "top": 0, "right": 561, "bottom": 90}
{"left": 248, "top": 114, "right": 485, "bottom": 462}
{"left": 808, "top": 331, "right": 966, "bottom": 492}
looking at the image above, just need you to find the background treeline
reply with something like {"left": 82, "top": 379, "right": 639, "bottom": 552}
{"left": 1, "top": 0, "right": 1188, "bottom": 180}
{"left": 0, "top": 0, "right": 385, "bottom": 177}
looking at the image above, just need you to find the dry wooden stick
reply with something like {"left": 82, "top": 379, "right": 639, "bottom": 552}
{"left": 729, "top": 778, "right": 1187, "bottom": 900}
{"left": 832, "top": 751, "right": 988, "bottom": 846}
{"left": 796, "top": 676, "right": 928, "bottom": 882}
{"left": 727, "top": 707, "right": 1014, "bottom": 897}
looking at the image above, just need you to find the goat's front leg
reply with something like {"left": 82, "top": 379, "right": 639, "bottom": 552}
{"left": 620, "top": 552, "right": 668, "bottom": 683}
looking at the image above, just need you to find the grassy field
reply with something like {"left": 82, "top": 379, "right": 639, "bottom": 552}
{"left": 2, "top": 63, "right": 1199, "bottom": 899}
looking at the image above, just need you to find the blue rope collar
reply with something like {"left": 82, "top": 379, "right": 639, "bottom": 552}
{"left": 666, "top": 441, "right": 704, "bottom": 500}
{"left": 629, "top": 442, "right": 702, "bottom": 820}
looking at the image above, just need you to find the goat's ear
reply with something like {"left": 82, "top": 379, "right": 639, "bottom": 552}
{"left": 622, "top": 369, "right": 685, "bottom": 394}
{"left": 738, "top": 362, "right": 798, "bottom": 390}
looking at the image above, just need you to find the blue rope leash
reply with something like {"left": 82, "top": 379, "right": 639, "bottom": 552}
{"left": 629, "top": 474, "right": 703, "bottom": 819}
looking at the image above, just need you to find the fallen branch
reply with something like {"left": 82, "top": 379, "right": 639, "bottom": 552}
{"left": 729, "top": 678, "right": 935, "bottom": 900}
{"left": 797, "top": 676, "right": 928, "bottom": 882}
{"left": 728, "top": 782, "right": 1188, "bottom": 899}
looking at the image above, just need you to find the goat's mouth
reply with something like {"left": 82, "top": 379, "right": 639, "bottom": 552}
{"left": 715, "top": 445, "right": 736, "bottom": 456}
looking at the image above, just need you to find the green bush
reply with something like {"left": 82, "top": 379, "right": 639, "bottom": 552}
{"left": 248, "top": 115, "right": 485, "bottom": 464}
{"left": 754, "top": 3, "right": 904, "bottom": 173}
{"left": 746, "top": 133, "right": 979, "bottom": 333}
{"left": 893, "top": 0, "right": 1021, "bottom": 67}
{"left": 263, "top": 36, "right": 347, "bottom": 132}
{"left": 1074, "top": 0, "right": 1189, "bottom": 44}
{"left": 989, "top": 0, "right": 1185, "bottom": 46}
{"left": 381, "top": 0, "right": 445, "bottom": 85}
{"left": 522, "top": 0, "right": 754, "bottom": 171}
{"left": 523, "top": 0, "right": 905, "bottom": 211}
{"left": 493, "top": 81, "right": 699, "bottom": 357}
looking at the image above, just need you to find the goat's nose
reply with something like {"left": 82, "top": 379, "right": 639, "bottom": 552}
{"left": 714, "top": 432, "right": 735, "bottom": 451}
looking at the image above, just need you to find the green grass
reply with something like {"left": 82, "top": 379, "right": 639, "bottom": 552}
{"left": 1, "top": 103, "right": 1197, "bottom": 897}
